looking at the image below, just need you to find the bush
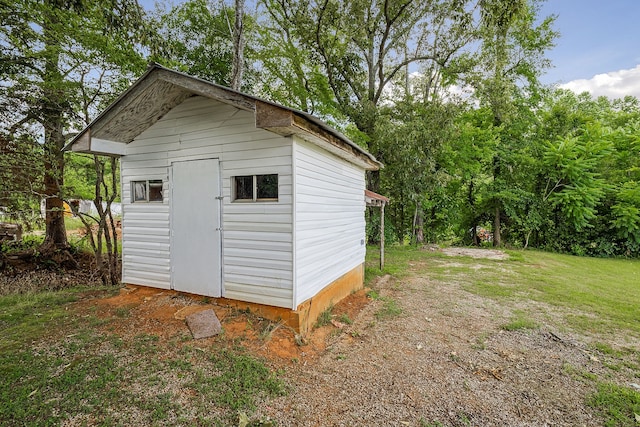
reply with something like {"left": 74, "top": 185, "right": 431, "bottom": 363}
{"left": 0, "top": 234, "right": 43, "bottom": 254}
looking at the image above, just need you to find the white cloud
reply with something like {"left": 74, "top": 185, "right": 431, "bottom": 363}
{"left": 560, "top": 65, "right": 640, "bottom": 100}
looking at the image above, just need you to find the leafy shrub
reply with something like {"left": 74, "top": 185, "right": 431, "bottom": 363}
{"left": 0, "top": 234, "right": 43, "bottom": 254}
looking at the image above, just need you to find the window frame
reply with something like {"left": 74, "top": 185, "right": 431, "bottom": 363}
{"left": 232, "top": 174, "right": 278, "bottom": 202}
{"left": 131, "top": 180, "right": 164, "bottom": 203}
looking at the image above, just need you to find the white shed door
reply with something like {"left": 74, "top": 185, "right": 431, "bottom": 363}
{"left": 170, "top": 159, "right": 222, "bottom": 297}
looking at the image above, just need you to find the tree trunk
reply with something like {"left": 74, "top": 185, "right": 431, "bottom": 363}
{"left": 73, "top": 156, "right": 121, "bottom": 285}
{"left": 413, "top": 203, "right": 424, "bottom": 245}
{"left": 41, "top": 105, "right": 67, "bottom": 250}
{"left": 524, "top": 229, "right": 532, "bottom": 249}
{"left": 366, "top": 170, "right": 380, "bottom": 194}
{"left": 493, "top": 205, "right": 501, "bottom": 247}
{"left": 107, "top": 158, "right": 120, "bottom": 285}
{"left": 230, "top": 0, "right": 245, "bottom": 90}
{"left": 41, "top": 1, "right": 68, "bottom": 251}
{"left": 415, "top": 211, "right": 424, "bottom": 245}
{"left": 468, "top": 179, "right": 479, "bottom": 246}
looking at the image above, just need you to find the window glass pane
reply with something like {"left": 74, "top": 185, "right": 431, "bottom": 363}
{"left": 235, "top": 176, "right": 253, "bottom": 200}
{"left": 256, "top": 174, "right": 278, "bottom": 199}
{"left": 132, "top": 181, "right": 147, "bottom": 202}
{"left": 148, "top": 180, "right": 163, "bottom": 202}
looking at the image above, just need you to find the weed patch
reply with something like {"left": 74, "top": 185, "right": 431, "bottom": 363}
{"left": 338, "top": 313, "right": 353, "bottom": 325}
{"left": 501, "top": 311, "right": 538, "bottom": 331}
{"left": 587, "top": 383, "right": 640, "bottom": 427}
{"left": 0, "top": 346, "right": 128, "bottom": 425}
{"left": 367, "top": 289, "right": 381, "bottom": 300}
{"left": 193, "top": 349, "right": 286, "bottom": 412}
{"left": 0, "top": 291, "right": 77, "bottom": 350}
{"left": 562, "top": 363, "right": 598, "bottom": 382}
{"left": 375, "top": 298, "right": 402, "bottom": 320}
{"left": 315, "top": 304, "right": 334, "bottom": 327}
{"left": 260, "top": 320, "right": 284, "bottom": 341}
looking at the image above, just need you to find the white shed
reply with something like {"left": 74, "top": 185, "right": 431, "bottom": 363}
{"left": 65, "top": 64, "right": 381, "bottom": 333}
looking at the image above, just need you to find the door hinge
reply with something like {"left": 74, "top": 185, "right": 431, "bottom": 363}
{"left": 216, "top": 227, "right": 223, "bottom": 231}
{"left": 215, "top": 196, "right": 224, "bottom": 200}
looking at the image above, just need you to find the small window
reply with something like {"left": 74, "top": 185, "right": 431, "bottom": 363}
{"left": 256, "top": 174, "right": 278, "bottom": 199}
{"left": 235, "top": 176, "right": 253, "bottom": 200}
{"left": 233, "top": 174, "right": 278, "bottom": 201}
{"left": 131, "top": 180, "right": 163, "bottom": 203}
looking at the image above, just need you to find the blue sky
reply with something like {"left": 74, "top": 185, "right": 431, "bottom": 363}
{"left": 538, "top": 0, "right": 640, "bottom": 98}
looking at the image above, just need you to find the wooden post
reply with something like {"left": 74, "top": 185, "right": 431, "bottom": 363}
{"left": 380, "top": 204, "right": 385, "bottom": 270}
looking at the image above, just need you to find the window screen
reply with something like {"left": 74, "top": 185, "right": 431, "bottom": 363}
{"left": 256, "top": 174, "right": 278, "bottom": 199}
{"left": 132, "top": 181, "right": 147, "bottom": 202}
{"left": 148, "top": 180, "right": 163, "bottom": 202}
{"left": 233, "top": 174, "right": 278, "bottom": 201}
{"left": 235, "top": 176, "right": 253, "bottom": 200}
{"left": 131, "top": 180, "right": 163, "bottom": 203}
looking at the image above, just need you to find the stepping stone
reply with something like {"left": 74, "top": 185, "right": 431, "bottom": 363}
{"left": 185, "top": 309, "right": 222, "bottom": 339}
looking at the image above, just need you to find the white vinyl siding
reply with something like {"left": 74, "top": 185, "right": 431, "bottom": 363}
{"left": 293, "top": 137, "right": 366, "bottom": 307}
{"left": 121, "top": 96, "right": 293, "bottom": 307}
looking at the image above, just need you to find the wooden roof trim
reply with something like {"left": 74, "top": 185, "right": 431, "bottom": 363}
{"left": 255, "top": 100, "right": 381, "bottom": 170}
{"left": 89, "top": 70, "right": 162, "bottom": 138}
{"left": 71, "top": 129, "right": 91, "bottom": 152}
{"left": 255, "top": 100, "right": 294, "bottom": 132}
{"left": 157, "top": 69, "right": 255, "bottom": 112}
{"left": 63, "top": 65, "right": 163, "bottom": 151}
{"left": 291, "top": 114, "right": 380, "bottom": 170}
{"left": 365, "top": 189, "right": 389, "bottom": 207}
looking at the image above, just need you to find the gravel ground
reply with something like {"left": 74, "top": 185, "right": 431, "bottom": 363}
{"left": 255, "top": 256, "right": 622, "bottom": 426}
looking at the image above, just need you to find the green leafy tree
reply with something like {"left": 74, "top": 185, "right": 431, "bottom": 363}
{"left": 152, "top": 0, "right": 255, "bottom": 89}
{"left": 531, "top": 90, "right": 640, "bottom": 256}
{"left": 468, "top": 0, "right": 556, "bottom": 246}
{"left": 603, "top": 97, "right": 640, "bottom": 249}
{"left": 0, "top": 0, "right": 149, "bottom": 253}
{"left": 445, "top": 106, "right": 498, "bottom": 245}
{"left": 375, "top": 96, "right": 462, "bottom": 243}
{"left": 260, "top": 0, "right": 477, "bottom": 190}
{"left": 256, "top": 0, "right": 339, "bottom": 117}
{"left": 542, "top": 123, "right": 612, "bottom": 231}
{"left": 0, "top": 133, "right": 43, "bottom": 227}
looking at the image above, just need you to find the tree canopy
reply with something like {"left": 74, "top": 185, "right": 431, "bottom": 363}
{"left": 0, "top": 0, "right": 151, "bottom": 250}
{"left": 1, "top": 0, "right": 639, "bottom": 258}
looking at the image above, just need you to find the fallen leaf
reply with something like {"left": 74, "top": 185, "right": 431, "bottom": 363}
{"left": 489, "top": 368, "right": 503, "bottom": 381}
{"left": 238, "top": 411, "right": 249, "bottom": 427}
{"left": 331, "top": 319, "right": 347, "bottom": 329}
{"left": 295, "top": 334, "right": 308, "bottom": 346}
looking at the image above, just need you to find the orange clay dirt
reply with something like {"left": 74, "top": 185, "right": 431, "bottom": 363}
{"left": 73, "top": 284, "right": 372, "bottom": 366}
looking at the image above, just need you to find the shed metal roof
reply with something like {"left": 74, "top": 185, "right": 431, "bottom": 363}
{"left": 65, "top": 63, "right": 382, "bottom": 170}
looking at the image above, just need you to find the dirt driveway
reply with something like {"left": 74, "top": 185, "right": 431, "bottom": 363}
{"left": 253, "top": 249, "right": 617, "bottom": 426}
